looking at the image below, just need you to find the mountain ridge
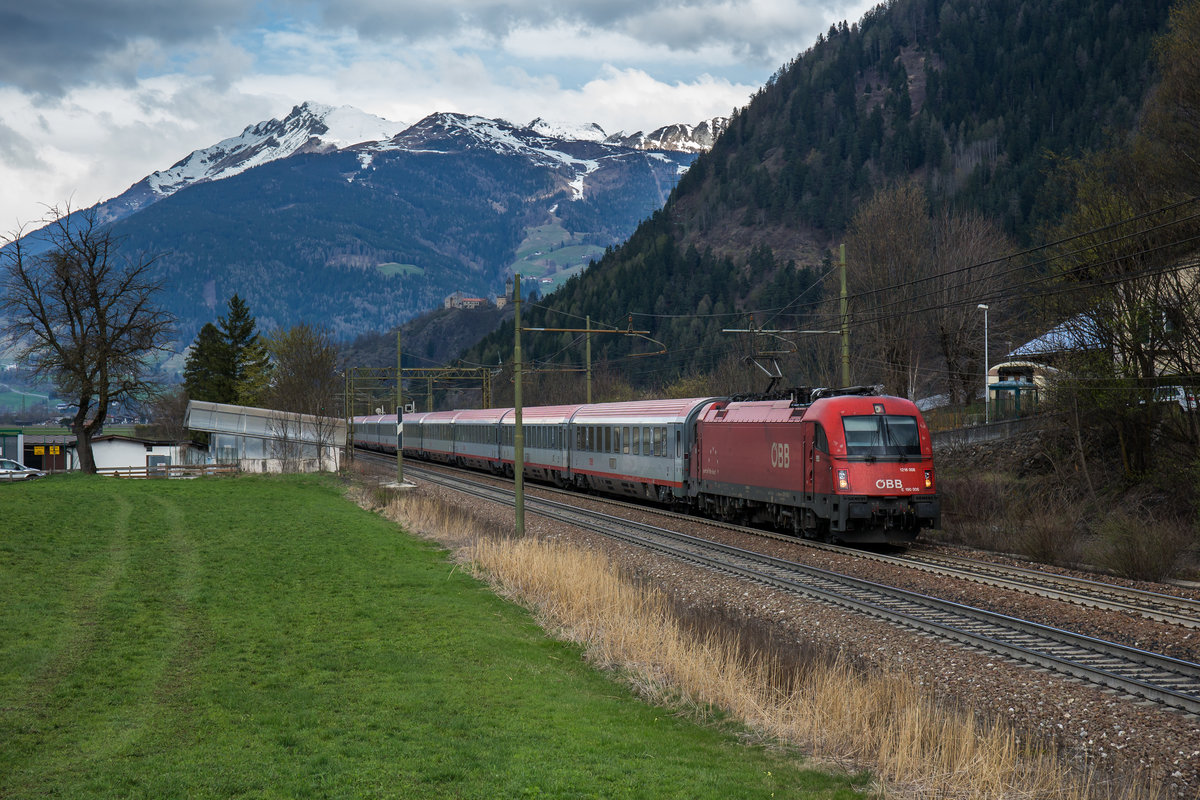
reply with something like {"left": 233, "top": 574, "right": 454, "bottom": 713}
{"left": 94, "top": 103, "right": 727, "bottom": 226}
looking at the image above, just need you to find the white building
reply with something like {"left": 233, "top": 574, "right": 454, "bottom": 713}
{"left": 69, "top": 435, "right": 200, "bottom": 475}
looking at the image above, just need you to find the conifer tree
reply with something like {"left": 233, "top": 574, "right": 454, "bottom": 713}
{"left": 183, "top": 322, "right": 233, "bottom": 402}
{"left": 218, "top": 294, "right": 273, "bottom": 405}
{"left": 183, "top": 295, "right": 273, "bottom": 406}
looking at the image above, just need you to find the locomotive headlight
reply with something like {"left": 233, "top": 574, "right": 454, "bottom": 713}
{"left": 924, "top": 469, "right": 933, "bottom": 489}
{"left": 837, "top": 469, "right": 849, "bottom": 491}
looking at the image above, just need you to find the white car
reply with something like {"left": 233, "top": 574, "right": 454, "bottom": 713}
{"left": 0, "top": 458, "right": 46, "bottom": 481}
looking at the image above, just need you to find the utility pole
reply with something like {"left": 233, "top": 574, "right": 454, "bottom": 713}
{"left": 585, "top": 315, "right": 592, "bottom": 404}
{"left": 978, "top": 304, "right": 990, "bottom": 425}
{"left": 344, "top": 369, "right": 353, "bottom": 464}
{"left": 513, "top": 274, "right": 525, "bottom": 537}
{"left": 396, "top": 329, "right": 404, "bottom": 484}
{"left": 840, "top": 243, "right": 851, "bottom": 388}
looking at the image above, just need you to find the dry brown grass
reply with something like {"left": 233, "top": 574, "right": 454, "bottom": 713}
{"left": 352, "top": 481, "right": 1162, "bottom": 800}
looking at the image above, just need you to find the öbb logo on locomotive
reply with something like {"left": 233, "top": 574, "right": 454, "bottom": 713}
{"left": 353, "top": 388, "right": 940, "bottom": 546}
{"left": 770, "top": 442, "right": 790, "bottom": 469}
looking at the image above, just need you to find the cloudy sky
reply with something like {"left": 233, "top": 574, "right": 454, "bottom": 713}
{"left": 0, "top": 0, "right": 876, "bottom": 229}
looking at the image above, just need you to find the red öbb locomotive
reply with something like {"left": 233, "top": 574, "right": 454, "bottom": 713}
{"left": 353, "top": 386, "right": 939, "bottom": 545}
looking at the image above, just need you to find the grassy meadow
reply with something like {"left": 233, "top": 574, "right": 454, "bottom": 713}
{"left": 0, "top": 474, "right": 863, "bottom": 799}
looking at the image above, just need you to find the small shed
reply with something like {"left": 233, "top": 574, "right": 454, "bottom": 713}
{"left": 22, "top": 433, "right": 72, "bottom": 472}
{"left": 986, "top": 361, "right": 1056, "bottom": 420}
{"left": 70, "top": 435, "right": 201, "bottom": 475}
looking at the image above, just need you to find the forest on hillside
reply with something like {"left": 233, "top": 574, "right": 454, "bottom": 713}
{"left": 459, "top": 0, "right": 1180, "bottom": 403}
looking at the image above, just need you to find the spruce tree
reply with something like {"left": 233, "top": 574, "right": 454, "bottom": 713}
{"left": 217, "top": 294, "right": 273, "bottom": 406}
{"left": 184, "top": 295, "right": 273, "bottom": 406}
{"left": 183, "top": 322, "right": 234, "bottom": 403}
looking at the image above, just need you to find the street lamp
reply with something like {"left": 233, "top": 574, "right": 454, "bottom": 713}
{"left": 978, "top": 304, "right": 989, "bottom": 424}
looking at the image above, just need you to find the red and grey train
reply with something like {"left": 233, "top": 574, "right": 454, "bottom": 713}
{"left": 353, "top": 387, "right": 939, "bottom": 545}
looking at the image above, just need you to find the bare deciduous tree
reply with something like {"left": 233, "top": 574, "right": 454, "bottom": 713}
{"left": 1046, "top": 153, "right": 1200, "bottom": 472}
{"left": 265, "top": 323, "right": 342, "bottom": 471}
{"left": 928, "top": 210, "right": 1012, "bottom": 405}
{"left": 845, "top": 180, "right": 932, "bottom": 398}
{"left": 0, "top": 205, "right": 174, "bottom": 472}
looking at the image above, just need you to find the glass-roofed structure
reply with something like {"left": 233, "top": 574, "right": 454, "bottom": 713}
{"left": 184, "top": 400, "right": 347, "bottom": 472}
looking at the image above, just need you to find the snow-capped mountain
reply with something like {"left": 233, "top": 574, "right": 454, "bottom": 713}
{"left": 528, "top": 118, "right": 609, "bottom": 143}
{"left": 369, "top": 113, "right": 621, "bottom": 201}
{"left": 96, "top": 102, "right": 404, "bottom": 223}
{"left": 367, "top": 112, "right": 726, "bottom": 201}
{"left": 58, "top": 105, "right": 714, "bottom": 340}
{"left": 93, "top": 104, "right": 724, "bottom": 226}
{"left": 528, "top": 116, "right": 729, "bottom": 153}
{"left": 606, "top": 118, "right": 728, "bottom": 153}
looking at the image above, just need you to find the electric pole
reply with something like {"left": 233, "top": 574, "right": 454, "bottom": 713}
{"left": 513, "top": 274, "right": 525, "bottom": 537}
{"left": 840, "top": 243, "right": 851, "bottom": 388}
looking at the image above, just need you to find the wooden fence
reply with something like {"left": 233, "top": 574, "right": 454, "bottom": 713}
{"left": 98, "top": 464, "right": 240, "bottom": 479}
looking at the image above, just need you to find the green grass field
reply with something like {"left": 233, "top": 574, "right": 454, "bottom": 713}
{"left": 0, "top": 474, "right": 863, "bottom": 799}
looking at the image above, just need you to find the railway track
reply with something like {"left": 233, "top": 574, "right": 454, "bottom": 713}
{"left": 379, "top": 456, "right": 1200, "bottom": 715}
{"left": 365, "top": 451, "right": 1200, "bottom": 631}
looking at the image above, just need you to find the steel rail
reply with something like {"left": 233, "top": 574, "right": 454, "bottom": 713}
{"left": 375, "top": 451, "right": 1200, "bottom": 630}
{"left": 392, "top": 459, "right": 1200, "bottom": 715}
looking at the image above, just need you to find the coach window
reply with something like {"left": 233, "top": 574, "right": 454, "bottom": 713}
{"left": 603, "top": 426, "right": 610, "bottom": 453}
{"left": 631, "top": 426, "right": 640, "bottom": 455}
{"left": 622, "top": 426, "right": 630, "bottom": 454}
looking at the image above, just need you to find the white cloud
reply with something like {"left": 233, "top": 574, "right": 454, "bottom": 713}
{"left": 0, "top": 0, "right": 880, "bottom": 229}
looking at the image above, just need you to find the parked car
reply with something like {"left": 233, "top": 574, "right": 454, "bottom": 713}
{"left": 0, "top": 458, "right": 46, "bottom": 481}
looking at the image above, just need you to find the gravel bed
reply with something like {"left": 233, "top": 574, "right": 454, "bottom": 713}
{"left": 365, "top": 462, "right": 1200, "bottom": 798}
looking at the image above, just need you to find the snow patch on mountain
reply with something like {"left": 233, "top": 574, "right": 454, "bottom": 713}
{"left": 372, "top": 113, "right": 606, "bottom": 199}
{"left": 528, "top": 118, "right": 608, "bottom": 142}
{"left": 94, "top": 102, "right": 403, "bottom": 223}
{"left": 144, "top": 102, "right": 402, "bottom": 195}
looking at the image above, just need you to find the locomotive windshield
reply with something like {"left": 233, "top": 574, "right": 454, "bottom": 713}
{"left": 842, "top": 415, "right": 922, "bottom": 458}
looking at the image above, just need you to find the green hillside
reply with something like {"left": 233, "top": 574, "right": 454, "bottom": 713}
{"left": 459, "top": 0, "right": 1176, "bottom": 400}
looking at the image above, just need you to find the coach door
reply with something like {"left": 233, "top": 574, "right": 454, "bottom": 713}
{"left": 804, "top": 421, "right": 832, "bottom": 495}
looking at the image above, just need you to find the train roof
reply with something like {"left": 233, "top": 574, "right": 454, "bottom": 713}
{"left": 698, "top": 399, "right": 804, "bottom": 424}
{"left": 569, "top": 397, "right": 723, "bottom": 424}
{"left": 353, "top": 414, "right": 396, "bottom": 424}
{"left": 449, "top": 408, "right": 510, "bottom": 422}
{"left": 806, "top": 394, "right": 924, "bottom": 425}
{"left": 507, "top": 404, "right": 585, "bottom": 424}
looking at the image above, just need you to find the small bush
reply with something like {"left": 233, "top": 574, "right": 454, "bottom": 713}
{"left": 935, "top": 472, "right": 1014, "bottom": 548}
{"left": 1089, "top": 506, "right": 1196, "bottom": 582}
{"left": 1003, "top": 496, "right": 1084, "bottom": 566}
